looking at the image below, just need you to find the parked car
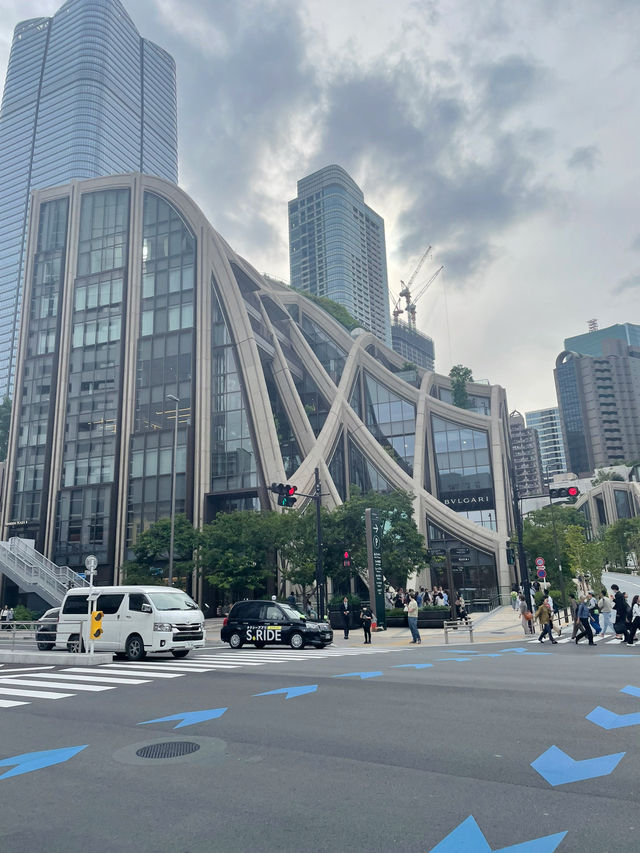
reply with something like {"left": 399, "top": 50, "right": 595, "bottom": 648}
{"left": 221, "top": 600, "right": 333, "bottom": 649}
{"left": 36, "top": 607, "right": 60, "bottom": 650}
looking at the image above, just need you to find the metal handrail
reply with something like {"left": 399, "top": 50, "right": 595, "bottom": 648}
{"left": 0, "top": 539, "right": 88, "bottom": 606}
{"left": 0, "top": 620, "right": 82, "bottom": 651}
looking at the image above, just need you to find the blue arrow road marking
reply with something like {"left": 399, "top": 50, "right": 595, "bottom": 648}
{"left": 392, "top": 663, "right": 433, "bottom": 669}
{"left": 139, "top": 708, "right": 227, "bottom": 729}
{"left": 621, "top": 685, "right": 640, "bottom": 698}
{"left": 586, "top": 706, "right": 640, "bottom": 729}
{"left": 0, "top": 745, "right": 88, "bottom": 780}
{"left": 471, "top": 653, "right": 503, "bottom": 658}
{"left": 254, "top": 685, "right": 318, "bottom": 699}
{"left": 436, "top": 657, "right": 472, "bottom": 662}
{"left": 531, "top": 745, "right": 625, "bottom": 786}
{"left": 501, "top": 648, "right": 528, "bottom": 653}
{"left": 430, "top": 815, "right": 567, "bottom": 852}
{"left": 333, "top": 671, "right": 382, "bottom": 679}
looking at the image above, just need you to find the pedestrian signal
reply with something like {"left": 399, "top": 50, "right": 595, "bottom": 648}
{"left": 90, "top": 610, "right": 104, "bottom": 640}
{"left": 343, "top": 550, "right": 351, "bottom": 568}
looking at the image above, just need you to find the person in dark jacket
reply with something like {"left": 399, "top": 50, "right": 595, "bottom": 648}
{"left": 575, "top": 596, "right": 595, "bottom": 645}
{"left": 611, "top": 584, "right": 631, "bottom": 641}
{"left": 360, "top": 604, "right": 373, "bottom": 644}
{"left": 340, "top": 596, "right": 351, "bottom": 639}
{"left": 536, "top": 598, "right": 557, "bottom": 644}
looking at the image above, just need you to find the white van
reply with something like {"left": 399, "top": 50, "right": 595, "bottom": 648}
{"left": 56, "top": 585, "right": 206, "bottom": 660}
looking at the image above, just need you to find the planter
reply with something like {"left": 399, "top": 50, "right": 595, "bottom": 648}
{"left": 328, "top": 610, "right": 361, "bottom": 630}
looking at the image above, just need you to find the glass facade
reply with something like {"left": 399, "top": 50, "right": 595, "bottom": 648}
{"left": 289, "top": 165, "right": 391, "bottom": 345}
{"left": 427, "top": 519, "right": 498, "bottom": 604}
{"left": 431, "top": 415, "right": 496, "bottom": 530}
{"left": 555, "top": 355, "right": 590, "bottom": 475}
{"left": 363, "top": 372, "right": 416, "bottom": 475}
{"left": 614, "top": 489, "right": 632, "bottom": 520}
{"left": 262, "top": 355, "right": 302, "bottom": 479}
{"left": 525, "top": 407, "right": 567, "bottom": 482}
{"left": 0, "top": 0, "right": 178, "bottom": 397}
{"left": 299, "top": 313, "right": 347, "bottom": 385}
{"left": 328, "top": 433, "right": 347, "bottom": 501}
{"left": 348, "top": 436, "right": 394, "bottom": 494}
{"left": 126, "top": 192, "right": 194, "bottom": 552}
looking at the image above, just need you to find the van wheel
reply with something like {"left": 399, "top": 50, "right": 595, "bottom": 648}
{"left": 290, "top": 632, "right": 304, "bottom": 650}
{"left": 125, "top": 634, "right": 146, "bottom": 661}
{"left": 37, "top": 641, "right": 55, "bottom": 651}
{"left": 228, "top": 632, "right": 243, "bottom": 649}
{"left": 254, "top": 641, "right": 266, "bottom": 649}
{"left": 171, "top": 650, "right": 190, "bottom": 658}
{"left": 67, "top": 634, "right": 84, "bottom": 654}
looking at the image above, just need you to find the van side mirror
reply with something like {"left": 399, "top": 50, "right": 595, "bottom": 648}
{"left": 141, "top": 603, "right": 153, "bottom": 613}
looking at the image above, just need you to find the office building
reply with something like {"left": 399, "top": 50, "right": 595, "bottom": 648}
{"left": 525, "top": 407, "right": 567, "bottom": 485}
{"left": 0, "top": 0, "right": 178, "bottom": 397}
{"left": 509, "top": 411, "right": 543, "bottom": 497}
{"left": 288, "top": 165, "right": 392, "bottom": 346}
{"left": 391, "top": 321, "right": 435, "bottom": 371}
{"left": 565, "top": 323, "right": 640, "bottom": 358}
{"left": 555, "top": 338, "right": 640, "bottom": 477}
{"left": 1, "top": 174, "right": 517, "bottom": 606}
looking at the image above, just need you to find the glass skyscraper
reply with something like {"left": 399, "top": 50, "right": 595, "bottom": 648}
{"left": 288, "top": 165, "right": 392, "bottom": 346}
{"left": 525, "top": 407, "right": 567, "bottom": 484}
{"left": 0, "top": 0, "right": 178, "bottom": 398}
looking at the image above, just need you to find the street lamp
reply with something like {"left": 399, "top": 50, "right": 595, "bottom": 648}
{"left": 166, "top": 393, "right": 180, "bottom": 587}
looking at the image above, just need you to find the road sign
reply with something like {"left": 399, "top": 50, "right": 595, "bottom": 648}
{"left": 535, "top": 557, "right": 545, "bottom": 567}
{"left": 84, "top": 554, "right": 98, "bottom": 571}
{"left": 450, "top": 547, "right": 470, "bottom": 555}
{"left": 537, "top": 568, "right": 547, "bottom": 579}
{"left": 453, "top": 556, "right": 471, "bottom": 563}
{"left": 429, "top": 549, "right": 447, "bottom": 557}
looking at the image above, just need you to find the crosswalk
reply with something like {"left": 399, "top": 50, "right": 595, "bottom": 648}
{"left": 526, "top": 634, "right": 629, "bottom": 645}
{"left": 0, "top": 646, "right": 397, "bottom": 712}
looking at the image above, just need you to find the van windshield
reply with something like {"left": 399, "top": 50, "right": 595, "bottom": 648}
{"left": 146, "top": 591, "right": 199, "bottom": 612}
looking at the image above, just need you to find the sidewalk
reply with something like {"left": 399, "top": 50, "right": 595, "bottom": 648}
{"left": 205, "top": 606, "right": 537, "bottom": 650}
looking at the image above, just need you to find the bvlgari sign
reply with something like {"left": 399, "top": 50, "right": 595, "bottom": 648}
{"left": 440, "top": 488, "right": 494, "bottom": 511}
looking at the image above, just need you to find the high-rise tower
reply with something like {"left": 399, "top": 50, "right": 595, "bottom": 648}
{"left": 288, "top": 165, "right": 391, "bottom": 345}
{"left": 0, "top": 0, "right": 178, "bottom": 397}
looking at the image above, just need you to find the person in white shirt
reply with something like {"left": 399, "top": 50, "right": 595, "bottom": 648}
{"left": 626, "top": 595, "right": 640, "bottom": 645}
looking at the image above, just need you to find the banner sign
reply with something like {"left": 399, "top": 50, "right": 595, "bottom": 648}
{"left": 365, "top": 508, "right": 386, "bottom": 630}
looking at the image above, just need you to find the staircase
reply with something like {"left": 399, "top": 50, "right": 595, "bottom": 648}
{"left": 0, "top": 538, "right": 89, "bottom": 607}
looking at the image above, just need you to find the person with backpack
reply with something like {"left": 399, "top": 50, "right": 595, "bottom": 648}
{"left": 587, "top": 590, "right": 601, "bottom": 636}
{"left": 575, "top": 595, "right": 595, "bottom": 645}
{"left": 536, "top": 598, "right": 557, "bottom": 644}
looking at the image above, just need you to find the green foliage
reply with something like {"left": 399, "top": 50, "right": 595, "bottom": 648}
{"left": 121, "top": 560, "right": 160, "bottom": 585}
{"left": 564, "top": 525, "right": 603, "bottom": 592}
{"left": 295, "top": 289, "right": 360, "bottom": 331}
{"left": 0, "top": 396, "right": 11, "bottom": 461}
{"left": 522, "top": 504, "right": 590, "bottom": 589}
{"left": 200, "top": 511, "right": 280, "bottom": 597}
{"left": 126, "top": 514, "right": 199, "bottom": 588}
{"left": 13, "top": 604, "right": 34, "bottom": 622}
{"left": 272, "top": 510, "right": 317, "bottom": 590}
{"left": 329, "top": 593, "right": 361, "bottom": 609}
{"left": 449, "top": 364, "right": 474, "bottom": 409}
{"left": 600, "top": 517, "right": 640, "bottom": 570}
{"left": 591, "top": 468, "right": 625, "bottom": 486}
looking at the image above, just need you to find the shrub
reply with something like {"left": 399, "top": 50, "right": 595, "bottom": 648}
{"left": 13, "top": 604, "right": 34, "bottom": 622}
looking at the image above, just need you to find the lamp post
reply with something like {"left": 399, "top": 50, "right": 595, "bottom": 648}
{"left": 166, "top": 393, "right": 180, "bottom": 587}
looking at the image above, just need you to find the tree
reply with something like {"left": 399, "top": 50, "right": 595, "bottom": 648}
{"left": 591, "top": 468, "right": 625, "bottom": 486}
{"left": 449, "top": 365, "right": 474, "bottom": 409}
{"left": 0, "top": 396, "right": 11, "bottom": 461}
{"left": 131, "top": 514, "right": 199, "bottom": 588}
{"left": 564, "top": 525, "right": 603, "bottom": 593}
{"left": 273, "top": 509, "right": 318, "bottom": 595}
{"left": 199, "top": 511, "right": 280, "bottom": 599}
{"left": 600, "top": 517, "right": 640, "bottom": 571}
{"left": 522, "top": 504, "right": 589, "bottom": 591}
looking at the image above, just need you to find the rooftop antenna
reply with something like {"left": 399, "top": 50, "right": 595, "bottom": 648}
{"left": 588, "top": 319, "right": 599, "bottom": 333}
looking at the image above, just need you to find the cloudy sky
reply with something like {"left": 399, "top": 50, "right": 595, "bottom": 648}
{"left": 1, "top": 0, "right": 639, "bottom": 414}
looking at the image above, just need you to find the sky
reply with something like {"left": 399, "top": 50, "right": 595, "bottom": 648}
{"left": 0, "top": 0, "right": 639, "bottom": 415}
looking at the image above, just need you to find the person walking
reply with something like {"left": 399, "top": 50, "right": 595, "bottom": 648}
{"left": 611, "top": 584, "right": 630, "bottom": 640}
{"left": 625, "top": 595, "right": 640, "bottom": 646}
{"left": 0, "top": 605, "right": 7, "bottom": 630}
{"left": 569, "top": 594, "right": 580, "bottom": 640}
{"left": 587, "top": 591, "right": 601, "bottom": 636}
{"left": 575, "top": 596, "right": 595, "bottom": 645}
{"left": 287, "top": 591, "right": 296, "bottom": 609}
{"left": 360, "top": 604, "right": 373, "bottom": 644}
{"left": 407, "top": 593, "right": 421, "bottom": 644}
{"left": 518, "top": 594, "right": 534, "bottom": 635}
{"left": 536, "top": 597, "right": 557, "bottom": 644}
{"left": 598, "top": 589, "right": 614, "bottom": 638}
{"left": 340, "top": 596, "right": 351, "bottom": 640}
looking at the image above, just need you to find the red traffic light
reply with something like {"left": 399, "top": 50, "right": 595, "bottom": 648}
{"left": 344, "top": 551, "right": 349, "bottom": 559}
{"left": 567, "top": 486, "right": 579, "bottom": 497}
{"left": 287, "top": 486, "right": 297, "bottom": 496}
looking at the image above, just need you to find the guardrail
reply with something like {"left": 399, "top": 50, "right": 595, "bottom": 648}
{"left": 0, "top": 620, "right": 82, "bottom": 652}
{"left": 443, "top": 618, "right": 474, "bottom": 644}
{"left": 0, "top": 539, "right": 88, "bottom": 606}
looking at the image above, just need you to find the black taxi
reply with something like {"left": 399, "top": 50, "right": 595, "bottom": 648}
{"left": 221, "top": 600, "right": 333, "bottom": 649}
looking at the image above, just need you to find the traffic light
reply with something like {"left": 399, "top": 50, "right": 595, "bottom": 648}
{"left": 90, "top": 610, "right": 103, "bottom": 640}
{"left": 269, "top": 482, "right": 297, "bottom": 507}
{"left": 549, "top": 486, "right": 580, "bottom": 500}
{"left": 343, "top": 550, "right": 351, "bottom": 568}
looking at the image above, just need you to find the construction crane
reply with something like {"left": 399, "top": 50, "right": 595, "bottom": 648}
{"left": 392, "top": 245, "right": 443, "bottom": 329}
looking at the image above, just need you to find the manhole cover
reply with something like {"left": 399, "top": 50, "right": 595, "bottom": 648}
{"left": 136, "top": 741, "right": 200, "bottom": 760}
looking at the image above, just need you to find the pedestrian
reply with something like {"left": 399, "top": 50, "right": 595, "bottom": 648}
{"left": 287, "top": 591, "right": 296, "bottom": 609}
{"left": 569, "top": 594, "right": 579, "bottom": 639}
{"left": 518, "top": 594, "right": 534, "bottom": 635}
{"left": 587, "top": 590, "right": 601, "bottom": 636}
{"left": 611, "top": 584, "right": 630, "bottom": 640}
{"left": 305, "top": 597, "right": 312, "bottom": 617}
{"left": 455, "top": 593, "right": 469, "bottom": 624}
{"left": 626, "top": 595, "right": 640, "bottom": 645}
{"left": 575, "top": 595, "right": 595, "bottom": 645}
{"left": 0, "top": 605, "right": 7, "bottom": 630}
{"left": 340, "top": 596, "right": 351, "bottom": 639}
{"left": 536, "top": 597, "right": 557, "bottom": 644}
{"left": 394, "top": 591, "right": 404, "bottom": 609}
{"left": 360, "top": 603, "right": 373, "bottom": 644}
{"left": 441, "top": 588, "right": 449, "bottom": 606}
{"left": 510, "top": 588, "right": 518, "bottom": 611}
{"left": 598, "top": 589, "right": 614, "bottom": 638}
{"left": 407, "top": 593, "right": 421, "bottom": 644}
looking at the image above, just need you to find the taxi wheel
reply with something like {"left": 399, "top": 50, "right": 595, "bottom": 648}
{"left": 228, "top": 632, "right": 244, "bottom": 649}
{"left": 254, "top": 641, "right": 266, "bottom": 649}
{"left": 289, "top": 632, "right": 304, "bottom": 650}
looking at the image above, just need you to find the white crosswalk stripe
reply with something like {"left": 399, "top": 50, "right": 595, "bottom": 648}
{"left": 0, "top": 678, "right": 115, "bottom": 692}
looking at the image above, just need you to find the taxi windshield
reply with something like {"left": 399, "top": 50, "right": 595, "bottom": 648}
{"left": 280, "top": 603, "right": 305, "bottom": 621}
{"left": 146, "top": 591, "right": 199, "bottom": 612}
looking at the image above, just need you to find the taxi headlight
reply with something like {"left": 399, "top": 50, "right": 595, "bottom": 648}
{"left": 154, "top": 622, "right": 173, "bottom": 632}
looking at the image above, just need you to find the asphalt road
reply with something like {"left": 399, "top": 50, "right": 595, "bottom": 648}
{"left": 0, "top": 639, "right": 638, "bottom": 852}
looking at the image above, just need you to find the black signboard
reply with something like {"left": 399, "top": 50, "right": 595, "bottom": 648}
{"left": 450, "top": 547, "right": 470, "bottom": 555}
{"left": 452, "top": 556, "right": 471, "bottom": 563}
{"left": 366, "top": 508, "right": 386, "bottom": 630}
{"left": 439, "top": 488, "right": 494, "bottom": 511}
{"left": 428, "top": 548, "right": 447, "bottom": 558}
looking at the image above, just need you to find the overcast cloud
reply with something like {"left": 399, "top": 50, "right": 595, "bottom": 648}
{"left": 1, "top": 0, "right": 639, "bottom": 414}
